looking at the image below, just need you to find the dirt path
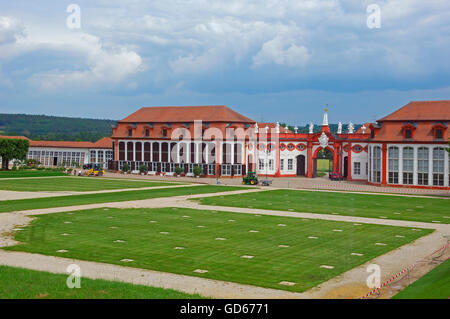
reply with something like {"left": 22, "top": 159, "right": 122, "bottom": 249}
{"left": 0, "top": 187, "right": 448, "bottom": 299}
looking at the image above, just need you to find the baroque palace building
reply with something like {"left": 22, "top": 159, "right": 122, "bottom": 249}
{"left": 3, "top": 100, "right": 447, "bottom": 190}
{"left": 109, "top": 100, "right": 449, "bottom": 189}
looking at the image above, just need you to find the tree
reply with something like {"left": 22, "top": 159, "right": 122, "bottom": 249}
{"left": 0, "top": 138, "right": 30, "bottom": 170}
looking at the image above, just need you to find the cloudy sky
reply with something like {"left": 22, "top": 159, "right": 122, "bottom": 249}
{"left": 0, "top": 0, "right": 449, "bottom": 124}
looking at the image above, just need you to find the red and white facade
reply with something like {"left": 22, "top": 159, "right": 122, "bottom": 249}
{"left": 110, "top": 101, "right": 449, "bottom": 189}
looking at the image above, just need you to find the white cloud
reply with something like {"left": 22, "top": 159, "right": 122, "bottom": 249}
{"left": 0, "top": 16, "right": 24, "bottom": 44}
{"left": 252, "top": 35, "right": 310, "bottom": 67}
{"left": 0, "top": 16, "right": 144, "bottom": 90}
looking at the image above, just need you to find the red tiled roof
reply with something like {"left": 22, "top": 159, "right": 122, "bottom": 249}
{"left": 29, "top": 140, "right": 94, "bottom": 148}
{"left": 92, "top": 137, "right": 113, "bottom": 149}
{"left": 355, "top": 123, "right": 372, "bottom": 134}
{"left": 371, "top": 122, "right": 449, "bottom": 142}
{"left": 29, "top": 137, "right": 112, "bottom": 149}
{"left": 0, "top": 135, "right": 31, "bottom": 141}
{"left": 120, "top": 105, "right": 255, "bottom": 123}
{"left": 378, "top": 100, "right": 450, "bottom": 121}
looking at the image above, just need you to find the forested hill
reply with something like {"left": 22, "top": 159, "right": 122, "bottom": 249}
{"left": 0, "top": 114, "right": 117, "bottom": 142}
{"left": 0, "top": 113, "right": 362, "bottom": 142}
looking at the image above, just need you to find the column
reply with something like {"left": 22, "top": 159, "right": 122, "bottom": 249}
{"left": 413, "top": 146, "right": 418, "bottom": 185}
{"left": 444, "top": 148, "right": 449, "bottom": 187}
{"left": 306, "top": 141, "right": 313, "bottom": 178}
{"left": 332, "top": 143, "right": 339, "bottom": 174}
{"left": 399, "top": 146, "right": 403, "bottom": 185}
{"left": 347, "top": 143, "right": 352, "bottom": 180}
{"left": 124, "top": 141, "right": 128, "bottom": 161}
{"left": 381, "top": 143, "right": 387, "bottom": 185}
{"left": 216, "top": 141, "right": 221, "bottom": 176}
{"left": 150, "top": 142, "right": 153, "bottom": 162}
{"left": 428, "top": 146, "right": 433, "bottom": 186}
{"left": 275, "top": 141, "right": 281, "bottom": 177}
{"left": 132, "top": 141, "right": 136, "bottom": 162}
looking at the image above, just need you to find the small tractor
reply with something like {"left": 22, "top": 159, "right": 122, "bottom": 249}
{"left": 242, "top": 171, "right": 258, "bottom": 185}
{"left": 87, "top": 164, "right": 105, "bottom": 176}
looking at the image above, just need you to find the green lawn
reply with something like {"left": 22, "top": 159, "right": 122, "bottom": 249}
{"left": 0, "top": 265, "right": 204, "bottom": 299}
{"left": 317, "top": 159, "right": 331, "bottom": 172}
{"left": 0, "top": 176, "right": 181, "bottom": 192}
{"left": 0, "top": 170, "right": 67, "bottom": 178}
{"left": 0, "top": 185, "right": 242, "bottom": 213}
{"left": 5, "top": 207, "right": 432, "bottom": 293}
{"left": 392, "top": 260, "right": 449, "bottom": 299}
{"left": 194, "top": 189, "right": 450, "bottom": 224}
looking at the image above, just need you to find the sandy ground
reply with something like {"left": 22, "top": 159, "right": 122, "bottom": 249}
{"left": 0, "top": 186, "right": 448, "bottom": 299}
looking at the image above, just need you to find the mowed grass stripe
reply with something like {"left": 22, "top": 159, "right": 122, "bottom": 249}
{"left": 0, "top": 176, "right": 182, "bottom": 192}
{"left": 194, "top": 189, "right": 450, "bottom": 224}
{"left": 392, "top": 260, "right": 449, "bottom": 299}
{"left": 0, "top": 186, "right": 242, "bottom": 213}
{"left": 6, "top": 207, "right": 432, "bottom": 293}
{"left": 0, "top": 265, "right": 204, "bottom": 299}
{"left": 0, "top": 170, "right": 67, "bottom": 178}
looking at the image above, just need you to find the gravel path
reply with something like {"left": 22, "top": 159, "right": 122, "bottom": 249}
{"left": 0, "top": 186, "right": 448, "bottom": 299}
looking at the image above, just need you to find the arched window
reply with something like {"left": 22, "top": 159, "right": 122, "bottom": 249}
{"left": 126, "top": 142, "right": 134, "bottom": 161}
{"left": 118, "top": 142, "right": 125, "bottom": 161}
{"left": 372, "top": 146, "right": 381, "bottom": 183}
{"left": 433, "top": 147, "right": 445, "bottom": 186}
{"left": 388, "top": 146, "right": 399, "bottom": 184}
{"left": 402, "top": 147, "right": 414, "bottom": 185}
{"left": 417, "top": 147, "right": 429, "bottom": 185}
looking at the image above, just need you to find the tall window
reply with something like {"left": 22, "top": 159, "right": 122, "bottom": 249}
{"left": 207, "top": 164, "right": 216, "bottom": 176}
{"left": 221, "top": 164, "right": 232, "bottom": 176}
{"left": 268, "top": 159, "right": 274, "bottom": 171}
{"left": 402, "top": 147, "right": 414, "bottom": 184}
{"left": 90, "top": 150, "right": 97, "bottom": 163}
{"left": 97, "top": 150, "right": 104, "bottom": 163}
{"left": 354, "top": 162, "right": 361, "bottom": 175}
{"left": 258, "top": 159, "right": 265, "bottom": 170}
{"left": 280, "top": 159, "right": 284, "bottom": 171}
{"left": 233, "top": 164, "right": 242, "bottom": 175}
{"left": 372, "top": 146, "right": 381, "bottom": 183}
{"left": 433, "top": 147, "right": 445, "bottom": 186}
{"left": 287, "top": 159, "right": 293, "bottom": 170}
{"left": 417, "top": 147, "right": 429, "bottom": 185}
{"left": 388, "top": 147, "right": 399, "bottom": 184}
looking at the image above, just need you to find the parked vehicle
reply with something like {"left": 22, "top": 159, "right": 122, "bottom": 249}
{"left": 242, "top": 171, "right": 258, "bottom": 185}
{"left": 329, "top": 172, "right": 345, "bottom": 181}
{"left": 87, "top": 164, "right": 105, "bottom": 176}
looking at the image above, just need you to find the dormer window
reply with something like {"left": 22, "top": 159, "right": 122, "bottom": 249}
{"left": 145, "top": 129, "right": 150, "bottom": 137}
{"left": 128, "top": 129, "right": 132, "bottom": 136}
{"left": 162, "top": 129, "right": 167, "bottom": 137}
{"left": 405, "top": 129, "right": 412, "bottom": 139}
{"left": 432, "top": 123, "right": 446, "bottom": 140}
{"left": 401, "top": 123, "right": 416, "bottom": 139}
